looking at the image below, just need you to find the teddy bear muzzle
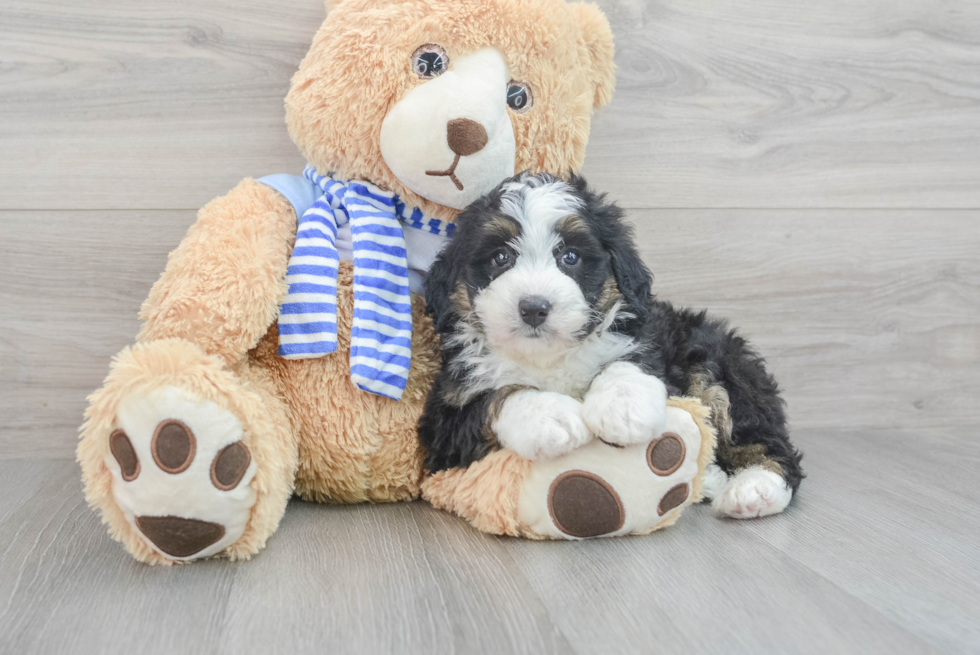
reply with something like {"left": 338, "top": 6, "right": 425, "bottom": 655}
{"left": 379, "top": 47, "right": 517, "bottom": 210}
{"left": 424, "top": 117, "right": 490, "bottom": 191}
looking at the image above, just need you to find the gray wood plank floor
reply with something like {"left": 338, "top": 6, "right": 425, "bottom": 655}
{"left": 2, "top": 427, "right": 978, "bottom": 655}
{"left": 2, "top": 0, "right": 979, "bottom": 210}
{"left": 2, "top": 0, "right": 979, "bottom": 653}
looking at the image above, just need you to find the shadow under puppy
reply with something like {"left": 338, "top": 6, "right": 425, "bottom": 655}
{"left": 418, "top": 172, "right": 804, "bottom": 518}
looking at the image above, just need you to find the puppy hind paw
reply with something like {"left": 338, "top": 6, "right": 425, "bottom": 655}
{"left": 712, "top": 466, "right": 791, "bottom": 519}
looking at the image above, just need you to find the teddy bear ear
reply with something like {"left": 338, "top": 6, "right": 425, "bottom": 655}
{"left": 568, "top": 2, "right": 616, "bottom": 109}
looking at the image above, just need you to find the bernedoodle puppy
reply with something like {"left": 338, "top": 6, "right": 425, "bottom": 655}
{"left": 418, "top": 172, "right": 804, "bottom": 518}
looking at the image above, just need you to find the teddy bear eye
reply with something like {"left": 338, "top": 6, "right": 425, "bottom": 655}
{"left": 412, "top": 44, "right": 449, "bottom": 79}
{"left": 506, "top": 80, "right": 533, "bottom": 114}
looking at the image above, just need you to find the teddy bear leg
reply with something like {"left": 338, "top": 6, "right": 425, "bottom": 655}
{"left": 278, "top": 269, "right": 437, "bottom": 505}
{"left": 78, "top": 338, "right": 297, "bottom": 564}
{"left": 518, "top": 398, "right": 717, "bottom": 539}
{"left": 423, "top": 398, "right": 717, "bottom": 540}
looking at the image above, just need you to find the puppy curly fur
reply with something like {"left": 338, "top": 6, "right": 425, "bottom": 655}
{"left": 419, "top": 173, "right": 804, "bottom": 494}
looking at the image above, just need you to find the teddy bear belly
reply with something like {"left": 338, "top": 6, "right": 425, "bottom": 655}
{"left": 246, "top": 260, "right": 440, "bottom": 504}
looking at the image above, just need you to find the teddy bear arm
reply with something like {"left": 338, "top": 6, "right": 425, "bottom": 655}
{"left": 137, "top": 179, "right": 297, "bottom": 365}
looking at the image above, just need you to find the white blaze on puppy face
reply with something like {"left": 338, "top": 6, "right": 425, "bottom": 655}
{"left": 380, "top": 48, "right": 517, "bottom": 210}
{"left": 472, "top": 179, "right": 591, "bottom": 362}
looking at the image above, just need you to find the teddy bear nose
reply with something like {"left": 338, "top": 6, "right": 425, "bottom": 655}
{"left": 447, "top": 118, "right": 489, "bottom": 157}
{"left": 519, "top": 296, "right": 552, "bottom": 328}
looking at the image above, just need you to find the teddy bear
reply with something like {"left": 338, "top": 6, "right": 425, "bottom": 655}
{"left": 78, "top": 0, "right": 715, "bottom": 564}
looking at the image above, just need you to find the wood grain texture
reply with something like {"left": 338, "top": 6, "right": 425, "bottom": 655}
{"left": 1, "top": 0, "right": 979, "bottom": 209}
{"left": 3, "top": 209, "right": 977, "bottom": 458}
{"left": 584, "top": 0, "right": 980, "bottom": 208}
{"left": 2, "top": 426, "right": 978, "bottom": 654}
{"left": 630, "top": 209, "right": 980, "bottom": 432}
{"left": 0, "top": 211, "right": 192, "bottom": 458}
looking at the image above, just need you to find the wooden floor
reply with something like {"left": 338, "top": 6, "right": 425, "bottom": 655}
{"left": 1, "top": 0, "right": 979, "bottom": 653}
{"left": 2, "top": 428, "right": 979, "bottom": 654}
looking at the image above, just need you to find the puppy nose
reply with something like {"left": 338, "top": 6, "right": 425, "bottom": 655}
{"left": 447, "top": 118, "right": 488, "bottom": 157}
{"left": 519, "top": 296, "right": 552, "bottom": 328}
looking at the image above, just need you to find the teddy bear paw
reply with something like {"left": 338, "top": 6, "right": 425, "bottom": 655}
{"left": 517, "top": 405, "right": 702, "bottom": 539}
{"left": 105, "top": 385, "right": 257, "bottom": 560}
{"left": 712, "top": 466, "right": 792, "bottom": 519}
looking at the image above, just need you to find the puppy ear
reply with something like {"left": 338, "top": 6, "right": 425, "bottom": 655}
{"left": 571, "top": 175, "right": 653, "bottom": 320}
{"left": 424, "top": 241, "right": 461, "bottom": 334}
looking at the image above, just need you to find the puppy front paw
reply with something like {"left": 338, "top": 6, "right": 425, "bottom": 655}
{"left": 583, "top": 362, "right": 667, "bottom": 446}
{"left": 494, "top": 390, "right": 592, "bottom": 460}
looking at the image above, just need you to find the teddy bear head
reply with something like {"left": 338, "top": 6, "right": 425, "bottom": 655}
{"left": 285, "top": 0, "right": 615, "bottom": 221}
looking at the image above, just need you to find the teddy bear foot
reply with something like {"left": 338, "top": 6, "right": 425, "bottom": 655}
{"left": 519, "top": 404, "right": 708, "bottom": 539}
{"left": 421, "top": 398, "right": 717, "bottom": 540}
{"left": 107, "top": 385, "right": 257, "bottom": 560}
{"left": 80, "top": 338, "right": 296, "bottom": 564}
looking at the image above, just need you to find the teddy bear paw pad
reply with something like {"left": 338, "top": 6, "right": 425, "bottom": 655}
{"left": 548, "top": 471, "right": 624, "bottom": 537}
{"left": 647, "top": 432, "right": 685, "bottom": 476}
{"left": 517, "top": 405, "right": 704, "bottom": 539}
{"left": 105, "top": 386, "right": 257, "bottom": 560}
{"left": 657, "top": 483, "right": 689, "bottom": 516}
{"left": 134, "top": 516, "right": 226, "bottom": 559}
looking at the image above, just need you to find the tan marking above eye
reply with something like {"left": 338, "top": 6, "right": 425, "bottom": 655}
{"left": 109, "top": 429, "right": 140, "bottom": 481}
{"left": 210, "top": 441, "right": 251, "bottom": 491}
{"left": 151, "top": 419, "right": 196, "bottom": 474}
{"left": 487, "top": 215, "right": 521, "bottom": 239}
{"left": 555, "top": 214, "right": 590, "bottom": 237}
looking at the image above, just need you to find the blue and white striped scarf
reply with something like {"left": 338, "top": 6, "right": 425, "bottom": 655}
{"left": 278, "top": 166, "right": 455, "bottom": 400}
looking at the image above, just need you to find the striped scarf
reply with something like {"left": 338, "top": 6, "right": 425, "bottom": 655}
{"left": 278, "top": 166, "right": 456, "bottom": 400}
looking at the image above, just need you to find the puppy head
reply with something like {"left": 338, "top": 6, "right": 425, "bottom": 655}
{"left": 426, "top": 172, "right": 652, "bottom": 362}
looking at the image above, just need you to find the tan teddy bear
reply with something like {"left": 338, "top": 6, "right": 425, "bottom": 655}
{"left": 78, "top": 0, "right": 714, "bottom": 564}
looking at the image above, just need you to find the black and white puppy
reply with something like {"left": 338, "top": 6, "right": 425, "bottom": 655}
{"left": 418, "top": 172, "right": 804, "bottom": 519}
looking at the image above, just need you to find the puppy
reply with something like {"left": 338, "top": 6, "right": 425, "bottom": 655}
{"left": 418, "top": 172, "right": 804, "bottom": 519}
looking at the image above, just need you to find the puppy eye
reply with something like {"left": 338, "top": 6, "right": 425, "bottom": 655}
{"left": 561, "top": 250, "right": 580, "bottom": 266}
{"left": 491, "top": 250, "right": 511, "bottom": 267}
{"left": 412, "top": 44, "right": 449, "bottom": 79}
{"left": 506, "top": 80, "right": 533, "bottom": 113}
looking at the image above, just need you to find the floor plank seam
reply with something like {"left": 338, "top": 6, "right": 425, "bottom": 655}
{"left": 729, "top": 523, "right": 943, "bottom": 652}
